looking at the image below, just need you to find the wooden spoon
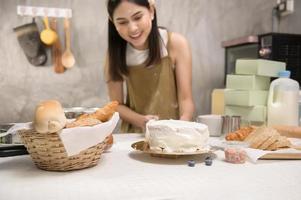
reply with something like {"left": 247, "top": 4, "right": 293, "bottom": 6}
{"left": 50, "top": 18, "right": 65, "bottom": 73}
{"left": 40, "top": 16, "right": 58, "bottom": 45}
{"left": 61, "top": 17, "right": 75, "bottom": 68}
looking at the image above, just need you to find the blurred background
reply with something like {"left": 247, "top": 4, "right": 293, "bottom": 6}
{"left": 0, "top": 0, "right": 300, "bottom": 123}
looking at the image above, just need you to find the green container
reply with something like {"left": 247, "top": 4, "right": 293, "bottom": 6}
{"left": 225, "top": 90, "right": 268, "bottom": 106}
{"left": 235, "top": 59, "right": 286, "bottom": 77}
{"left": 225, "top": 105, "right": 267, "bottom": 123}
{"left": 226, "top": 74, "right": 270, "bottom": 90}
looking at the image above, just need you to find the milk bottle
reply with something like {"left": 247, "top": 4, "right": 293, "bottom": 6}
{"left": 267, "top": 70, "right": 300, "bottom": 126}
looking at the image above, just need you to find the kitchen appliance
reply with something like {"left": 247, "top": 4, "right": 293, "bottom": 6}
{"left": 0, "top": 124, "right": 14, "bottom": 144}
{"left": 222, "top": 33, "right": 301, "bottom": 85}
{"left": 0, "top": 124, "right": 28, "bottom": 157}
{"left": 222, "top": 35, "right": 259, "bottom": 77}
{"left": 0, "top": 145, "right": 28, "bottom": 157}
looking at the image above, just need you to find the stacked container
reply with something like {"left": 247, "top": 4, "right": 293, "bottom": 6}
{"left": 224, "top": 59, "right": 286, "bottom": 126}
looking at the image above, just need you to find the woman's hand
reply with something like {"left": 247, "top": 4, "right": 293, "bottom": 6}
{"left": 139, "top": 115, "right": 159, "bottom": 131}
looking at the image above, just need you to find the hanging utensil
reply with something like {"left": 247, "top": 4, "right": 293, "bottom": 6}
{"left": 61, "top": 17, "right": 75, "bottom": 68}
{"left": 13, "top": 19, "right": 47, "bottom": 66}
{"left": 40, "top": 16, "right": 58, "bottom": 45}
{"left": 50, "top": 18, "right": 65, "bottom": 73}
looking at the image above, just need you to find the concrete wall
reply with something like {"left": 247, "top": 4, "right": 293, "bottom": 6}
{"left": 0, "top": 0, "right": 300, "bottom": 123}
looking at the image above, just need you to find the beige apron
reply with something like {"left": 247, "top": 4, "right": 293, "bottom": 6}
{"left": 121, "top": 36, "right": 179, "bottom": 133}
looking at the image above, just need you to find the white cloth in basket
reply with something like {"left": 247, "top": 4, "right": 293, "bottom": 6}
{"left": 60, "top": 112, "right": 120, "bottom": 156}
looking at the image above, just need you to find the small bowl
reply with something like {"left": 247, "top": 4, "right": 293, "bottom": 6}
{"left": 64, "top": 107, "right": 86, "bottom": 119}
{"left": 223, "top": 141, "right": 248, "bottom": 164}
{"left": 84, "top": 107, "right": 99, "bottom": 114}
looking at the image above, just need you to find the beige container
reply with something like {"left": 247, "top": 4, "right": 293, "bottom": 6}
{"left": 211, "top": 89, "right": 226, "bottom": 115}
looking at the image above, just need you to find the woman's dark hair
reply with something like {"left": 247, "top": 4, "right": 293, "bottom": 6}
{"left": 107, "top": 0, "right": 161, "bottom": 81}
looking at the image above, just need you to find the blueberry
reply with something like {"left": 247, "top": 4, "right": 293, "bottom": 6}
{"left": 205, "top": 158, "right": 213, "bottom": 166}
{"left": 187, "top": 160, "right": 195, "bottom": 167}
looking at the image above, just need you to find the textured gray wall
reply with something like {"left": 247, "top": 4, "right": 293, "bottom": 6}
{"left": 0, "top": 0, "right": 300, "bottom": 123}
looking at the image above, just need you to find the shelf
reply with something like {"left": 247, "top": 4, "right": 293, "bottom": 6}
{"left": 17, "top": 5, "right": 72, "bottom": 18}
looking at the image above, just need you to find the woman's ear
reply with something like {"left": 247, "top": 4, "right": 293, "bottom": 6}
{"left": 109, "top": 17, "right": 119, "bottom": 31}
{"left": 150, "top": 6, "right": 155, "bottom": 20}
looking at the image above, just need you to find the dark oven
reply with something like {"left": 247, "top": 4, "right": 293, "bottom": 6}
{"left": 222, "top": 33, "right": 301, "bottom": 85}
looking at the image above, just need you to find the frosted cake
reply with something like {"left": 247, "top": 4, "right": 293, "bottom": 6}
{"left": 145, "top": 120, "right": 209, "bottom": 153}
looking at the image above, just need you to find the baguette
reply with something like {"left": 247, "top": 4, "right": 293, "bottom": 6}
{"left": 94, "top": 101, "right": 119, "bottom": 122}
{"left": 66, "top": 101, "right": 119, "bottom": 128}
{"left": 77, "top": 101, "right": 118, "bottom": 122}
{"left": 66, "top": 117, "right": 101, "bottom": 128}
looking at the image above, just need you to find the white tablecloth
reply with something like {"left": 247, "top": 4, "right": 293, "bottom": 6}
{"left": 1, "top": 134, "right": 301, "bottom": 200}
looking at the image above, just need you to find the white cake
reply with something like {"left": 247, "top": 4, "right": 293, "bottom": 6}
{"left": 145, "top": 120, "right": 209, "bottom": 153}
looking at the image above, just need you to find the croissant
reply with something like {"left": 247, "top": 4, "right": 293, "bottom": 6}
{"left": 225, "top": 126, "right": 255, "bottom": 141}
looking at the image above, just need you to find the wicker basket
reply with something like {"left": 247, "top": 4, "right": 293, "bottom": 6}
{"left": 18, "top": 129, "right": 109, "bottom": 171}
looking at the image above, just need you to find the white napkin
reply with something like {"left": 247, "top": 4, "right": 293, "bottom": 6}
{"left": 0, "top": 122, "right": 33, "bottom": 138}
{"left": 244, "top": 146, "right": 301, "bottom": 162}
{"left": 209, "top": 137, "right": 301, "bottom": 163}
{"left": 59, "top": 112, "right": 120, "bottom": 156}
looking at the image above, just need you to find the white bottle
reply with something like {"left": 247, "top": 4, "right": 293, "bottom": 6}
{"left": 267, "top": 70, "right": 300, "bottom": 126}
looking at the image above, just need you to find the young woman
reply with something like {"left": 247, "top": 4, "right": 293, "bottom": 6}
{"left": 105, "top": 0, "right": 195, "bottom": 133}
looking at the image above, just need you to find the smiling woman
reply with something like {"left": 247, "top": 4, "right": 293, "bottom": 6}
{"left": 107, "top": 0, "right": 161, "bottom": 79}
{"left": 113, "top": 4, "right": 153, "bottom": 50}
{"left": 105, "top": 0, "right": 195, "bottom": 133}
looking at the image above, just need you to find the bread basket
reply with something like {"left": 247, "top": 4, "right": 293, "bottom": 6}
{"left": 18, "top": 129, "right": 110, "bottom": 171}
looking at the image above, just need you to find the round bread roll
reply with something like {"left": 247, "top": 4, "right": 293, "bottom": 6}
{"left": 34, "top": 100, "right": 67, "bottom": 134}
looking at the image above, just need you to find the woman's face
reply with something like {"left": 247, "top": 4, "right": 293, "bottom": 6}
{"left": 113, "top": 1, "right": 154, "bottom": 50}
